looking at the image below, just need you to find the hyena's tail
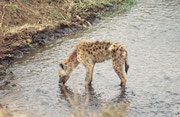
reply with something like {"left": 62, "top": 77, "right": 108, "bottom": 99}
{"left": 108, "top": 43, "right": 129, "bottom": 73}
{"left": 124, "top": 51, "right": 129, "bottom": 74}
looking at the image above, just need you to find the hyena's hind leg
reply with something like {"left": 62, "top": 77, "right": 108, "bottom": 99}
{"left": 112, "top": 55, "right": 127, "bottom": 87}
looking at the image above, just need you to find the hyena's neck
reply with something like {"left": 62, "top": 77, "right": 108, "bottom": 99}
{"left": 64, "top": 48, "right": 79, "bottom": 71}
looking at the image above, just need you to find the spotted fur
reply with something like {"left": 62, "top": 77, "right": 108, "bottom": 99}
{"left": 59, "top": 40, "right": 129, "bottom": 87}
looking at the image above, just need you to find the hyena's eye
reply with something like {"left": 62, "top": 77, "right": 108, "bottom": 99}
{"left": 59, "top": 63, "right": 64, "bottom": 70}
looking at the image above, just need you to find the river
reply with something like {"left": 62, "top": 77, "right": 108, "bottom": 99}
{"left": 0, "top": 0, "right": 180, "bottom": 117}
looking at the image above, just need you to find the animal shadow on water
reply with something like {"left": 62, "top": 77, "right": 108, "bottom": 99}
{"left": 110, "top": 87, "right": 128, "bottom": 103}
{"left": 58, "top": 84, "right": 128, "bottom": 112}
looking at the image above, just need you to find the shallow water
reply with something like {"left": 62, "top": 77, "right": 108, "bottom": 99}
{"left": 1, "top": 0, "right": 180, "bottom": 117}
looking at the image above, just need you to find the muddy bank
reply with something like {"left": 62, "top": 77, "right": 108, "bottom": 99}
{"left": 0, "top": 6, "right": 97, "bottom": 71}
{"left": 0, "top": 24, "right": 84, "bottom": 74}
{"left": 0, "top": 0, "right": 135, "bottom": 77}
{"left": 0, "top": 16, "right": 96, "bottom": 89}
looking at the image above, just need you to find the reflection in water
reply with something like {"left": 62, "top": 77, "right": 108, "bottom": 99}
{"left": 58, "top": 85, "right": 74, "bottom": 106}
{"left": 58, "top": 84, "right": 128, "bottom": 113}
{"left": 110, "top": 87, "right": 127, "bottom": 103}
{"left": 58, "top": 84, "right": 102, "bottom": 108}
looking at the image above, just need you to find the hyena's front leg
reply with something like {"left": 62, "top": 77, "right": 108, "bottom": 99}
{"left": 77, "top": 53, "right": 94, "bottom": 86}
{"left": 112, "top": 57, "right": 126, "bottom": 87}
{"left": 84, "top": 61, "right": 95, "bottom": 86}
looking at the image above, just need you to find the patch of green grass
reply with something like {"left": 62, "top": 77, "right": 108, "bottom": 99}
{"left": 0, "top": 70, "right": 5, "bottom": 73}
{"left": 27, "top": 43, "right": 32, "bottom": 47}
{"left": 22, "top": 0, "right": 28, "bottom": 3}
{"left": 7, "top": 54, "right": 12, "bottom": 58}
{"left": 95, "top": 13, "right": 101, "bottom": 17}
{"left": 121, "top": 0, "right": 136, "bottom": 10}
{"left": 84, "top": 9, "right": 89, "bottom": 12}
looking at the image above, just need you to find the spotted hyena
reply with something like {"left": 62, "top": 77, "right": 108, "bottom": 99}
{"left": 59, "top": 40, "right": 129, "bottom": 87}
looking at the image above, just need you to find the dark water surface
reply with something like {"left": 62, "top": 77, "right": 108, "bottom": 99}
{"left": 1, "top": 0, "right": 180, "bottom": 117}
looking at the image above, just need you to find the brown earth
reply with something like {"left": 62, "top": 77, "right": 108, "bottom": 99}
{"left": 0, "top": 0, "right": 123, "bottom": 76}
{"left": 0, "top": 0, "right": 133, "bottom": 77}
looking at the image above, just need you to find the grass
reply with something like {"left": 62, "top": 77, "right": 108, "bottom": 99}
{"left": 0, "top": 70, "right": 5, "bottom": 73}
{"left": 89, "top": 104, "right": 129, "bottom": 117}
{"left": 121, "top": 0, "right": 135, "bottom": 10}
{"left": 27, "top": 43, "right": 32, "bottom": 47}
{"left": 71, "top": 103, "right": 129, "bottom": 117}
{"left": 0, "top": 0, "right": 135, "bottom": 36}
{"left": 7, "top": 54, "right": 12, "bottom": 58}
{"left": 0, "top": 108, "right": 30, "bottom": 117}
{"left": 0, "top": 0, "right": 135, "bottom": 65}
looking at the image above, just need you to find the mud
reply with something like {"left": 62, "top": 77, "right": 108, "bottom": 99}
{"left": 0, "top": 0, "right": 114, "bottom": 71}
{"left": 0, "top": 4, "right": 113, "bottom": 77}
{"left": 0, "top": 0, "right": 129, "bottom": 87}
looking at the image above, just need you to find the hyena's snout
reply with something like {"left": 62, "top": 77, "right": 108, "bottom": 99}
{"left": 59, "top": 74, "right": 70, "bottom": 84}
{"left": 59, "top": 75, "right": 65, "bottom": 84}
{"left": 59, "top": 70, "right": 67, "bottom": 84}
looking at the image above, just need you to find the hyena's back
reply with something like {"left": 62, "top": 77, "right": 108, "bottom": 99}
{"left": 76, "top": 40, "right": 127, "bottom": 63}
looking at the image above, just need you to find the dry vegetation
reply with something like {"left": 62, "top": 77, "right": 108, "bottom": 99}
{"left": 0, "top": 0, "right": 135, "bottom": 71}
{"left": 0, "top": 108, "right": 29, "bottom": 117}
{"left": 0, "top": 0, "right": 135, "bottom": 74}
{"left": 72, "top": 104, "right": 129, "bottom": 117}
{"left": 0, "top": 0, "right": 129, "bottom": 36}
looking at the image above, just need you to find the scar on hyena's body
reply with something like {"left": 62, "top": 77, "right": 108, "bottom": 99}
{"left": 59, "top": 40, "right": 129, "bottom": 87}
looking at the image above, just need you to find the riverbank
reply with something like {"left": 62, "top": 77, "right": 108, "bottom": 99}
{"left": 0, "top": 0, "right": 135, "bottom": 76}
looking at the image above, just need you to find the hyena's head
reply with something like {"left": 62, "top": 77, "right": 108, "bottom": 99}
{"left": 59, "top": 62, "right": 71, "bottom": 84}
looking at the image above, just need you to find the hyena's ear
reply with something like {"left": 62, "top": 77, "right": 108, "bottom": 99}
{"left": 59, "top": 63, "right": 64, "bottom": 70}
